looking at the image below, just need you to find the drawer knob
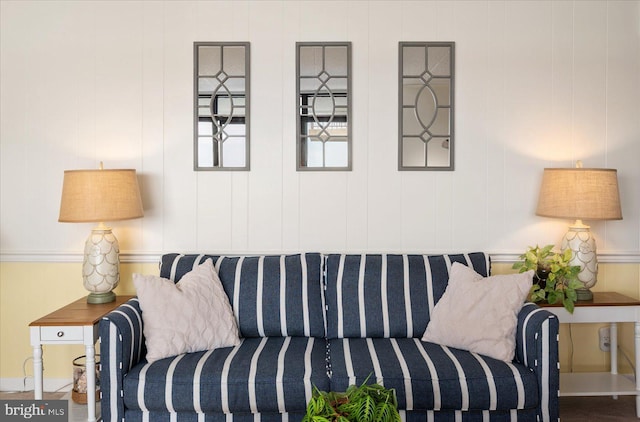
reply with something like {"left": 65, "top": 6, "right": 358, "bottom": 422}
{"left": 57, "top": 331, "right": 64, "bottom": 338}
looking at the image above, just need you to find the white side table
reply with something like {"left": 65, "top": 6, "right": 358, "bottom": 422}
{"left": 29, "top": 296, "right": 133, "bottom": 422}
{"left": 540, "top": 292, "right": 640, "bottom": 418}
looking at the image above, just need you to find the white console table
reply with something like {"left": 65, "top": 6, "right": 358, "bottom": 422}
{"left": 541, "top": 292, "right": 640, "bottom": 418}
{"left": 29, "top": 296, "right": 133, "bottom": 422}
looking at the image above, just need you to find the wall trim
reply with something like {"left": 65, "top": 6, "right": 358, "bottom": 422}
{"left": 2, "top": 250, "right": 640, "bottom": 264}
{"left": 490, "top": 251, "right": 640, "bottom": 264}
{"left": 0, "top": 251, "right": 163, "bottom": 264}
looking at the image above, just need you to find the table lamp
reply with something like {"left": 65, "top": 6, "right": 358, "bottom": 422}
{"left": 59, "top": 163, "right": 143, "bottom": 303}
{"left": 536, "top": 161, "right": 622, "bottom": 300}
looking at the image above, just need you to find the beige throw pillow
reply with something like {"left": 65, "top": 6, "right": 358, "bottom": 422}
{"left": 134, "top": 258, "right": 241, "bottom": 363}
{"left": 422, "top": 262, "right": 533, "bottom": 361}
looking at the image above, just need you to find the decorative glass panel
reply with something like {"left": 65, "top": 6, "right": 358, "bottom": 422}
{"left": 399, "top": 42, "right": 454, "bottom": 171}
{"left": 194, "top": 42, "right": 250, "bottom": 170}
{"left": 297, "top": 42, "right": 351, "bottom": 170}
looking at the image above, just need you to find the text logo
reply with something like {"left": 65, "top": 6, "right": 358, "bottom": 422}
{"left": 1, "top": 400, "right": 67, "bottom": 421}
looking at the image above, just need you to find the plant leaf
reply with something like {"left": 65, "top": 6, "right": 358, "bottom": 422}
{"left": 358, "top": 395, "right": 376, "bottom": 422}
{"left": 565, "top": 288, "right": 577, "bottom": 302}
{"left": 307, "top": 397, "right": 318, "bottom": 416}
{"left": 338, "top": 401, "right": 359, "bottom": 417}
{"left": 563, "top": 297, "right": 575, "bottom": 314}
{"left": 374, "top": 402, "right": 393, "bottom": 422}
{"left": 531, "top": 289, "right": 546, "bottom": 302}
{"left": 568, "top": 279, "right": 583, "bottom": 290}
{"left": 541, "top": 244, "right": 554, "bottom": 256}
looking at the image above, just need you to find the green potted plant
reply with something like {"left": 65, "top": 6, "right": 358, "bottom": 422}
{"left": 303, "top": 376, "right": 401, "bottom": 422}
{"left": 512, "top": 244, "right": 583, "bottom": 313}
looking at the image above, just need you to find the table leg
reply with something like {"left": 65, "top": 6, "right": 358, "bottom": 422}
{"left": 33, "top": 345, "right": 43, "bottom": 400}
{"left": 635, "top": 322, "right": 640, "bottom": 418}
{"left": 86, "top": 344, "right": 96, "bottom": 422}
{"left": 610, "top": 323, "right": 619, "bottom": 400}
{"left": 611, "top": 323, "right": 618, "bottom": 374}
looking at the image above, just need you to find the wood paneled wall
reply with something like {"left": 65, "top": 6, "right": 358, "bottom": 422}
{"left": 1, "top": 1, "right": 639, "bottom": 260}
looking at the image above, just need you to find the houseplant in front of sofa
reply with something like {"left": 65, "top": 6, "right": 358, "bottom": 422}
{"left": 513, "top": 244, "right": 582, "bottom": 313}
{"left": 303, "top": 377, "right": 400, "bottom": 422}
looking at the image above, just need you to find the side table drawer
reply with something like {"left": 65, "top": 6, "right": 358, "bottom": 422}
{"left": 40, "top": 326, "right": 84, "bottom": 342}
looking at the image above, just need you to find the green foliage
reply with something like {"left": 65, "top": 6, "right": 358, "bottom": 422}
{"left": 303, "top": 376, "right": 401, "bottom": 422}
{"left": 513, "top": 244, "right": 582, "bottom": 313}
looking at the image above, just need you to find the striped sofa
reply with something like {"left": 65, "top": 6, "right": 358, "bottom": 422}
{"left": 100, "top": 252, "right": 559, "bottom": 422}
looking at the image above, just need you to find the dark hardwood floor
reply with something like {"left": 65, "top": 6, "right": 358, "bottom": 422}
{"left": 560, "top": 396, "right": 638, "bottom": 421}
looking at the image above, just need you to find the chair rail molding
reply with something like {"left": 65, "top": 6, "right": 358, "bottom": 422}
{"left": 0, "top": 251, "right": 163, "bottom": 263}
{"left": 1, "top": 251, "right": 639, "bottom": 264}
{"left": 489, "top": 251, "right": 640, "bottom": 264}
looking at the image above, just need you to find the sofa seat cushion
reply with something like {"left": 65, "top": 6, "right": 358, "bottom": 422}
{"left": 123, "top": 410, "right": 308, "bottom": 422}
{"left": 328, "top": 338, "right": 538, "bottom": 412}
{"left": 401, "top": 409, "right": 538, "bottom": 422}
{"left": 123, "top": 337, "right": 330, "bottom": 414}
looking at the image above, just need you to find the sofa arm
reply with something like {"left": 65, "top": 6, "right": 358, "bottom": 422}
{"left": 515, "top": 302, "right": 559, "bottom": 422}
{"left": 99, "top": 298, "right": 145, "bottom": 422}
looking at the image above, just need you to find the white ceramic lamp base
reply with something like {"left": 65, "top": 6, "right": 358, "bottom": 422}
{"left": 561, "top": 220, "right": 597, "bottom": 301}
{"left": 83, "top": 224, "right": 120, "bottom": 304}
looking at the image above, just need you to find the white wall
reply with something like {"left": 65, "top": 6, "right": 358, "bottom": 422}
{"left": 1, "top": 0, "right": 639, "bottom": 261}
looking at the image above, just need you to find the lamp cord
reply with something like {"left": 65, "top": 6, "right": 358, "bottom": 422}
{"left": 568, "top": 323, "right": 574, "bottom": 373}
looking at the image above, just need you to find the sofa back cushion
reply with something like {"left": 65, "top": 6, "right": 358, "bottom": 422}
{"left": 160, "top": 253, "right": 325, "bottom": 338}
{"left": 324, "top": 252, "right": 490, "bottom": 339}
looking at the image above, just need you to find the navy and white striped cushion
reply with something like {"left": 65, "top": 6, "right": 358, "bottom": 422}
{"left": 324, "top": 253, "right": 490, "bottom": 338}
{"left": 160, "top": 253, "right": 325, "bottom": 338}
{"left": 328, "top": 338, "right": 538, "bottom": 412}
{"left": 122, "top": 411, "right": 309, "bottom": 421}
{"left": 123, "top": 337, "right": 330, "bottom": 415}
{"left": 402, "top": 409, "right": 538, "bottom": 422}
{"left": 120, "top": 409, "right": 536, "bottom": 422}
